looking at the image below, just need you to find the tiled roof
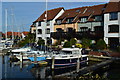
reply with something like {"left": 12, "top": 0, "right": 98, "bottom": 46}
{"left": 57, "top": 7, "right": 87, "bottom": 23}
{"left": 22, "top": 31, "right": 29, "bottom": 35}
{"left": 30, "top": 25, "right": 35, "bottom": 27}
{"left": 34, "top": 7, "right": 64, "bottom": 22}
{"left": 56, "top": 4, "right": 106, "bottom": 23}
{"left": 79, "top": 4, "right": 106, "bottom": 17}
{"left": 104, "top": 1, "right": 120, "bottom": 13}
{"left": 6, "top": 32, "right": 21, "bottom": 37}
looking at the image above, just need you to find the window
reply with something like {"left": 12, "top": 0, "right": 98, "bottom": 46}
{"left": 67, "top": 18, "right": 73, "bottom": 24}
{"left": 38, "top": 21, "right": 41, "bottom": 26}
{"left": 108, "top": 25, "right": 119, "bottom": 33}
{"left": 95, "top": 16, "right": 102, "bottom": 21}
{"left": 76, "top": 10, "right": 80, "bottom": 12}
{"left": 80, "top": 27, "right": 88, "bottom": 32}
{"left": 56, "top": 28, "right": 63, "bottom": 32}
{"left": 46, "top": 28, "right": 50, "bottom": 34}
{"left": 56, "top": 20, "right": 62, "bottom": 25}
{"left": 94, "top": 26, "right": 103, "bottom": 32}
{"left": 38, "top": 29, "right": 42, "bottom": 34}
{"left": 109, "top": 12, "right": 118, "bottom": 20}
{"left": 67, "top": 28, "right": 73, "bottom": 32}
{"left": 47, "top": 21, "right": 50, "bottom": 26}
{"left": 80, "top": 17, "right": 87, "bottom": 22}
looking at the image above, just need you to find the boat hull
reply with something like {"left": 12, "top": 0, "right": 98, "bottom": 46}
{"left": 46, "top": 56, "right": 88, "bottom": 67}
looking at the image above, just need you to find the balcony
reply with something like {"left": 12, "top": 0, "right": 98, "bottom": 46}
{"left": 51, "top": 31, "right": 104, "bottom": 40}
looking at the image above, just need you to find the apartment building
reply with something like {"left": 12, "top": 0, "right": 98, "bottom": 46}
{"left": 33, "top": 7, "right": 64, "bottom": 44}
{"left": 104, "top": 1, "right": 120, "bottom": 48}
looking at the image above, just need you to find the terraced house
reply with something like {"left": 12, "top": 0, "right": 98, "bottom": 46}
{"left": 104, "top": 1, "right": 120, "bottom": 48}
{"left": 32, "top": 1, "right": 120, "bottom": 48}
{"left": 32, "top": 7, "right": 64, "bottom": 44}
{"left": 52, "top": 2, "right": 120, "bottom": 48}
{"left": 52, "top": 4, "right": 107, "bottom": 44}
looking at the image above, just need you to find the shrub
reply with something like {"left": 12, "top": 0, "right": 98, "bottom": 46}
{"left": 81, "top": 38, "right": 92, "bottom": 48}
{"left": 96, "top": 39, "right": 107, "bottom": 50}
{"left": 37, "top": 39, "right": 45, "bottom": 46}
{"left": 70, "top": 38, "right": 77, "bottom": 45}
{"left": 63, "top": 41, "right": 72, "bottom": 48}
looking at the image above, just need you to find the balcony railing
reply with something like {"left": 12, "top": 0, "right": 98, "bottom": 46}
{"left": 51, "top": 31, "right": 104, "bottom": 40}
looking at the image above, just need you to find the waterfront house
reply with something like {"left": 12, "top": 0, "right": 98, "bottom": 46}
{"left": 33, "top": 7, "right": 64, "bottom": 45}
{"left": 52, "top": 7, "right": 85, "bottom": 43}
{"left": 104, "top": 1, "right": 120, "bottom": 48}
{"left": 76, "top": 4, "right": 106, "bottom": 41}
{"left": 52, "top": 4, "right": 106, "bottom": 44}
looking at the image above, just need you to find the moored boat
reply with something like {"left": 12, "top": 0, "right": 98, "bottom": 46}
{"left": 46, "top": 48, "right": 88, "bottom": 67}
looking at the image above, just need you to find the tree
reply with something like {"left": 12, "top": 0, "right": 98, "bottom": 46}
{"left": 96, "top": 39, "right": 107, "bottom": 50}
{"left": 81, "top": 38, "right": 92, "bottom": 49}
{"left": 17, "top": 33, "right": 36, "bottom": 47}
{"left": 70, "top": 38, "right": 77, "bottom": 45}
{"left": 63, "top": 41, "right": 72, "bottom": 48}
{"left": 37, "top": 39, "right": 45, "bottom": 46}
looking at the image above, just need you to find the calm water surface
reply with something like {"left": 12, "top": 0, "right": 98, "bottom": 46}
{"left": 1, "top": 55, "right": 120, "bottom": 80}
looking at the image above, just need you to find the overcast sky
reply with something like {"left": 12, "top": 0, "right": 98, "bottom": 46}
{"left": 1, "top": 1, "right": 109, "bottom": 33}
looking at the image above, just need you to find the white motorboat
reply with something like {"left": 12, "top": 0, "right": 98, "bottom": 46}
{"left": 46, "top": 48, "right": 88, "bottom": 66}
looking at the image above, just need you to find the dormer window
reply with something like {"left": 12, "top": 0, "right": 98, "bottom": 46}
{"left": 76, "top": 10, "right": 80, "bottom": 12}
{"left": 67, "top": 18, "right": 73, "bottom": 24}
{"left": 56, "top": 20, "right": 62, "bottom": 25}
{"left": 95, "top": 16, "right": 102, "bottom": 21}
{"left": 80, "top": 17, "right": 87, "bottom": 22}
{"left": 109, "top": 12, "right": 118, "bottom": 20}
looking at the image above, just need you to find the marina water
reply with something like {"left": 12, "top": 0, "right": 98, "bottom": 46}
{"left": 1, "top": 54, "right": 120, "bottom": 80}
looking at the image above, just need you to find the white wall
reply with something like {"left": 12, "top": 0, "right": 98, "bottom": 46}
{"left": 36, "top": 9, "right": 64, "bottom": 44}
{"left": 104, "top": 12, "right": 120, "bottom": 44}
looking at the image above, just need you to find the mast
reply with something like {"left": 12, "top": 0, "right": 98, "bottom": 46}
{"left": 45, "top": 0, "right": 47, "bottom": 45}
{"left": 5, "top": 9, "right": 7, "bottom": 40}
{"left": 11, "top": 8, "right": 14, "bottom": 40}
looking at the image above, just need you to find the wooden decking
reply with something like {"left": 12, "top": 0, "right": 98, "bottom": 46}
{"left": 54, "top": 60, "right": 113, "bottom": 78}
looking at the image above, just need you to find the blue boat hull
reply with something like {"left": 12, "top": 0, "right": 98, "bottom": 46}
{"left": 28, "top": 57, "right": 46, "bottom": 61}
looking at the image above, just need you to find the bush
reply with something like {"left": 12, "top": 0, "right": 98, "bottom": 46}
{"left": 81, "top": 38, "right": 92, "bottom": 48}
{"left": 63, "top": 41, "right": 72, "bottom": 48}
{"left": 70, "top": 38, "right": 77, "bottom": 45}
{"left": 37, "top": 39, "right": 45, "bottom": 46}
{"left": 96, "top": 39, "right": 107, "bottom": 50}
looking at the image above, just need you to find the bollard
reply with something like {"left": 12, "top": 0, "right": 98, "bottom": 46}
{"left": 34, "top": 54, "right": 37, "bottom": 62}
{"left": 52, "top": 56, "right": 55, "bottom": 70}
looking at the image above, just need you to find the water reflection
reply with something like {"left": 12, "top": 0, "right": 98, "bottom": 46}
{"left": 1, "top": 55, "right": 120, "bottom": 80}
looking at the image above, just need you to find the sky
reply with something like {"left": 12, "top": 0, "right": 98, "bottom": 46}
{"left": 1, "top": 1, "right": 109, "bottom": 33}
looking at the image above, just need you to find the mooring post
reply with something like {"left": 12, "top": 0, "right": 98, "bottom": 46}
{"left": 34, "top": 54, "right": 37, "bottom": 62}
{"left": 20, "top": 52, "right": 23, "bottom": 62}
{"left": 52, "top": 56, "right": 55, "bottom": 70}
{"left": 76, "top": 55, "right": 80, "bottom": 72}
{"left": 20, "top": 52, "right": 23, "bottom": 69}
